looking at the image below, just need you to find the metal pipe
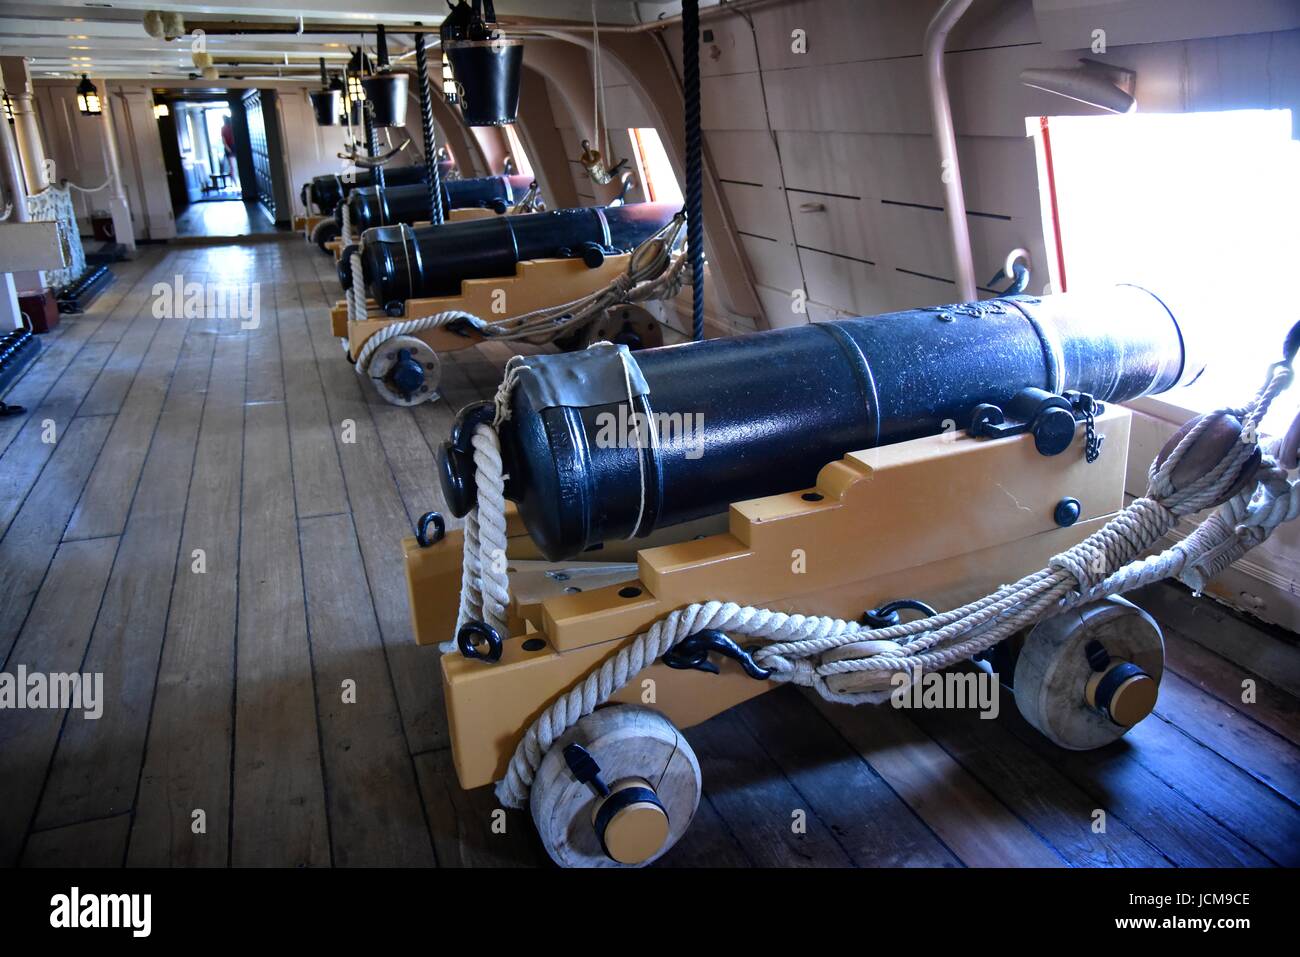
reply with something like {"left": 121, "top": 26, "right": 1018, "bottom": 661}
{"left": 176, "top": 2, "right": 784, "bottom": 41}
{"left": 531, "top": 0, "right": 784, "bottom": 35}
{"left": 924, "top": 0, "right": 978, "bottom": 302}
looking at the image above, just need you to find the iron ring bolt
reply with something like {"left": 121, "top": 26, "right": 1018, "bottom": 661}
{"left": 415, "top": 511, "right": 445, "bottom": 548}
{"left": 862, "top": 598, "right": 938, "bottom": 629}
{"left": 457, "top": 621, "right": 503, "bottom": 663}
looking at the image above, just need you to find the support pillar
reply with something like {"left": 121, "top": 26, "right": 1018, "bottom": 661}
{"left": 0, "top": 58, "right": 47, "bottom": 194}
{"left": 96, "top": 78, "right": 135, "bottom": 253}
{"left": 0, "top": 82, "right": 38, "bottom": 323}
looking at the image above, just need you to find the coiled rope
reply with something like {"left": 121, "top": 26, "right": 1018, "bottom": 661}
{"left": 452, "top": 342, "right": 1300, "bottom": 809}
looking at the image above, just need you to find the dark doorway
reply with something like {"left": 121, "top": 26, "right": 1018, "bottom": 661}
{"left": 153, "top": 89, "right": 287, "bottom": 239}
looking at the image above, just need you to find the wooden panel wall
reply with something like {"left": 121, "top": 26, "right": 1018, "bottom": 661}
{"left": 640, "top": 0, "right": 1300, "bottom": 327}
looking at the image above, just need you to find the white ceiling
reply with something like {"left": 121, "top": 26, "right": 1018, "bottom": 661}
{"left": 0, "top": 0, "right": 712, "bottom": 82}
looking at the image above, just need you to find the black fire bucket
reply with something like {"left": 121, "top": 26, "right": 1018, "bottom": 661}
{"left": 309, "top": 88, "right": 343, "bottom": 126}
{"left": 445, "top": 39, "right": 523, "bottom": 126}
{"left": 360, "top": 72, "right": 409, "bottom": 128}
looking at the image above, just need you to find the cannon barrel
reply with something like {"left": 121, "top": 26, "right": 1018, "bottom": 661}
{"left": 336, "top": 174, "right": 535, "bottom": 231}
{"left": 345, "top": 202, "right": 679, "bottom": 310}
{"left": 439, "top": 286, "right": 1201, "bottom": 561}
{"left": 305, "top": 162, "right": 447, "bottom": 215}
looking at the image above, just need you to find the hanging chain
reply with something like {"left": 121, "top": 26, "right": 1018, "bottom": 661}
{"left": 1070, "top": 392, "right": 1104, "bottom": 463}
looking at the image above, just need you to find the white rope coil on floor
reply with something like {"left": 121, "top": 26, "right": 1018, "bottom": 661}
{"left": 449, "top": 347, "right": 1300, "bottom": 809}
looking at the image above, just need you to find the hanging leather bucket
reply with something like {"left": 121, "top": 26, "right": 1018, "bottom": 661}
{"left": 444, "top": 38, "right": 523, "bottom": 126}
{"left": 309, "top": 88, "right": 343, "bottom": 126}
{"left": 360, "top": 72, "right": 409, "bottom": 128}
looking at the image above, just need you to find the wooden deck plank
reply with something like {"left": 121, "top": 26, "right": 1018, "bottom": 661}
{"left": 64, "top": 316, "right": 193, "bottom": 541}
{"left": 414, "top": 750, "right": 545, "bottom": 867}
{"left": 1163, "top": 626, "right": 1300, "bottom": 749}
{"left": 75, "top": 277, "right": 170, "bottom": 415}
{"left": 0, "top": 537, "right": 120, "bottom": 866}
{"left": 0, "top": 340, "right": 117, "bottom": 541}
{"left": 0, "top": 253, "right": 152, "bottom": 457}
{"left": 87, "top": 253, "right": 178, "bottom": 347}
{"left": 276, "top": 261, "right": 349, "bottom": 518}
{"left": 734, "top": 689, "right": 963, "bottom": 866}
{"left": 806, "top": 691, "right": 1112, "bottom": 867}
{"left": 298, "top": 512, "right": 437, "bottom": 866}
{"left": 683, "top": 707, "right": 855, "bottom": 867}
{"left": 0, "top": 414, "right": 114, "bottom": 662}
{"left": 127, "top": 332, "right": 247, "bottom": 867}
{"left": 230, "top": 395, "right": 329, "bottom": 867}
{"left": 362, "top": 386, "right": 446, "bottom": 528}
{"left": 290, "top": 243, "right": 449, "bottom": 755}
{"left": 32, "top": 330, "right": 214, "bottom": 831}
{"left": 1153, "top": 670, "right": 1300, "bottom": 805}
{"left": 21, "top": 814, "right": 131, "bottom": 868}
{"left": 1001, "top": 704, "right": 1274, "bottom": 866}
{"left": 895, "top": 686, "right": 1171, "bottom": 867}
{"left": 1120, "top": 709, "right": 1300, "bottom": 865}
{"left": 653, "top": 792, "right": 754, "bottom": 867}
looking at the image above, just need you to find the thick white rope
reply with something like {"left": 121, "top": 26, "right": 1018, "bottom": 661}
{"left": 341, "top": 206, "right": 357, "bottom": 331}
{"left": 61, "top": 175, "right": 114, "bottom": 194}
{"left": 471, "top": 360, "right": 1300, "bottom": 808}
{"left": 353, "top": 309, "right": 482, "bottom": 376}
{"left": 348, "top": 250, "right": 366, "bottom": 330}
{"left": 444, "top": 358, "right": 532, "bottom": 653}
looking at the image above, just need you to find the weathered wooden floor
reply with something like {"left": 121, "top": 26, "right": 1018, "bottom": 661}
{"left": 1, "top": 239, "right": 1298, "bottom": 867}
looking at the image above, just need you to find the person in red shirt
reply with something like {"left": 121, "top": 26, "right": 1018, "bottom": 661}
{"left": 220, "top": 115, "right": 235, "bottom": 177}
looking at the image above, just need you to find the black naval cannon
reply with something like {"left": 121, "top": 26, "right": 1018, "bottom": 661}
{"left": 302, "top": 164, "right": 435, "bottom": 216}
{"left": 339, "top": 202, "right": 679, "bottom": 313}
{"left": 337, "top": 174, "right": 536, "bottom": 232}
{"left": 438, "top": 285, "right": 1201, "bottom": 561}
